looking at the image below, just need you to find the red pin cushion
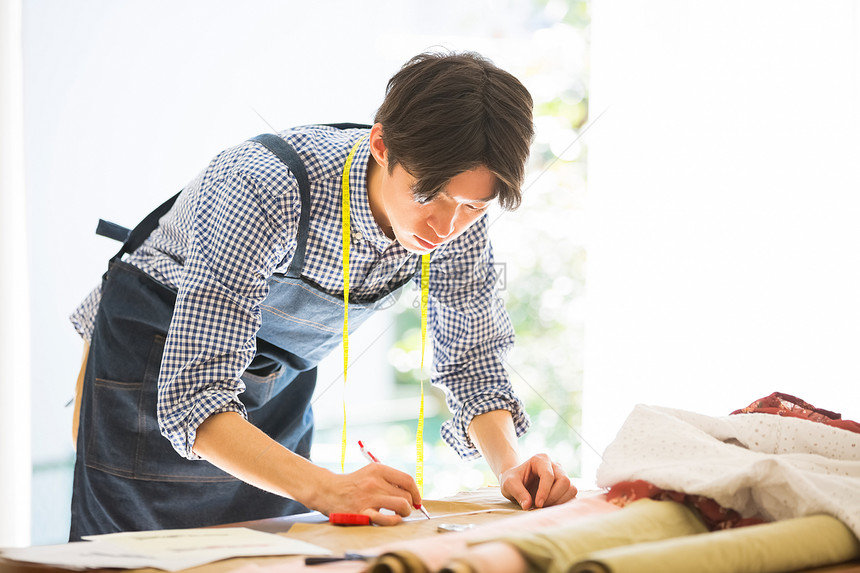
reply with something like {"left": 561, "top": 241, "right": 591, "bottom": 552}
{"left": 329, "top": 513, "right": 372, "bottom": 526}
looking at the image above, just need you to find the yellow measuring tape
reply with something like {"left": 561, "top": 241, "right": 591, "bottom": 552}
{"left": 341, "top": 139, "right": 356, "bottom": 473}
{"left": 340, "top": 137, "right": 430, "bottom": 494}
{"left": 415, "top": 254, "right": 430, "bottom": 494}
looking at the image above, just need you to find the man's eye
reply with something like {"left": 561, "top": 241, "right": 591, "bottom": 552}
{"left": 412, "top": 189, "right": 438, "bottom": 205}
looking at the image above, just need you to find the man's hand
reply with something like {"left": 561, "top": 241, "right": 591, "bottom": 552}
{"left": 313, "top": 463, "right": 423, "bottom": 526}
{"left": 498, "top": 453, "right": 577, "bottom": 510}
{"left": 467, "top": 410, "right": 578, "bottom": 510}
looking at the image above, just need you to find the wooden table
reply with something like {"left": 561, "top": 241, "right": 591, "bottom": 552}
{"left": 2, "top": 489, "right": 858, "bottom": 573}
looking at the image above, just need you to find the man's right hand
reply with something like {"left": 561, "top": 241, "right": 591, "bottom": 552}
{"left": 311, "top": 463, "right": 423, "bottom": 525}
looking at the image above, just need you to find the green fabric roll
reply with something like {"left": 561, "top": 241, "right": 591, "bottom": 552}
{"left": 495, "top": 499, "right": 708, "bottom": 573}
{"left": 569, "top": 514, "right": 860, "bottom": 573}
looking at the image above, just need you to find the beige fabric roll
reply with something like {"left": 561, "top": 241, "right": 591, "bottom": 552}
{"left": 485, "top": 499, "right": 708, "bottom": 573}
{"left": 369, "top": 550, "right": 430, "bottom": 573}
{"left": 568, "top": 514, "right": 860, "bottom": 573}
{"left": 362, "top": 495, "right": 619, "bottom": 573}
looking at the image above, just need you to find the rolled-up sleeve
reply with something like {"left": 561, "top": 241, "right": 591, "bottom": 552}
{"left": 157, "top": 152, "right": 300, "bottom": 459}
{"left": 427, "top": 216, "right": 530, "bottom": 460}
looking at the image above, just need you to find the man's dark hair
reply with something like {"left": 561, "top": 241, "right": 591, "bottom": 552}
{"left": 374, "top": 51, "right": 534, "bottom": 211}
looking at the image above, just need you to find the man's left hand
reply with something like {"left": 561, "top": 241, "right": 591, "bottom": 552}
{"left": 498, "top": 453, "right": 578, "bottom": 510}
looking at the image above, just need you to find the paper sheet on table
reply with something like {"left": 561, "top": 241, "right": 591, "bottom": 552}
{"left": 2, "top": 541, "right": 156, "bottom": 571}
{"left": 2, "top": 527, "right": 330, "bottom": 571}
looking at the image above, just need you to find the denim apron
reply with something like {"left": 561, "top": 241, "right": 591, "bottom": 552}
{"left": 70, "top": 132, "right": 414, "bottom": 540}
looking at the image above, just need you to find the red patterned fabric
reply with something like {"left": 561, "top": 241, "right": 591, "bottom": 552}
{"left": 606, "top": 480, "right": 765, "bottom": 531}
{"left": 730, "top": 392, "right": 860, "bottom": 434}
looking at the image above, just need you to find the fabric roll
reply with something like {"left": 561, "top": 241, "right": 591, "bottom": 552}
{"left": 478, "top": 499, "right": 707, "bottom": 573}
{"left": 438, "top": 560, "right": 476, "bottom": 573}
{"left": 363, "top": 496, "right": 620, "bottom": 573}
{"left": 370, "top": 550, "right": 430, "bottom": 573}
{"left": 568, "top": 514, "right": 860, "bottom": 573}
{"left": 438, "top": 543, "right": 527, "bottom": 573}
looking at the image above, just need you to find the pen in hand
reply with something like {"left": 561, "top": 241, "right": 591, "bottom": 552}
{"left": 358, "top": 440, "right": 431, "bottom": 519}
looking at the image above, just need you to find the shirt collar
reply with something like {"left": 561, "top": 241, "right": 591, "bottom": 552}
{"left": 348, "top": 135, "right": 398, "bottom": 253}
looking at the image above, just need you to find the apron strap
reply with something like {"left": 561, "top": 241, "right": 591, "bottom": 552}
{"left": 249, "top": 134, "right": 311, "bottom": 278}
{"left": 108, "top": 192, "right": 181, "bottom": 262}
{"left": 325, "top": 123, "right": 372, "bottom": 130}
{"left": 250, "top": 127, "right": 370, "bottom": 277}
{"left": 95, "top": 219, "right": 132, "bottom": 243}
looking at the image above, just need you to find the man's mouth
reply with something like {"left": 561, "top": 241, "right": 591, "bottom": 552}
{"left": 414, "top": 235, "right": 438, "bottom": 250}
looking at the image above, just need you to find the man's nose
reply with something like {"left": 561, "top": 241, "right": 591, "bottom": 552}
{"left": 426, "top": 203, "right": 457, "bottom": 239}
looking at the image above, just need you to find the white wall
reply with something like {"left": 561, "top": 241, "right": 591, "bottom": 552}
{"left": 584, "top": 0, "right": 860, "bottom": 477}
{"left": 0, "top": 0, "right": 32, "bottom": 548}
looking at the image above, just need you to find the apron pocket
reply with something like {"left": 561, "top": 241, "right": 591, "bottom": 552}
{"left": 86, "top": 334, "right": 235, "bottom": 482}
{"left": 85, "top": 377, "right": 147, "bottom": 478}
{"left": 239, "top": 367, "right": 285, "bottom": 411}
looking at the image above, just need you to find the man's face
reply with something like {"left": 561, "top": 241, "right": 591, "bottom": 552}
{"left": 378, "top": 163, "right": 496, "bottom": 254}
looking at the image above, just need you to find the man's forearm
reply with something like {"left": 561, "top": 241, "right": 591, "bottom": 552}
{"left": 193, "top": 411, "right": 328, "bottom": 508}
{"left": 193, "top": 411, "right": 425, "bottom": 525}
{"left": 467, "top": 409, "right": 521, "bottom": 479}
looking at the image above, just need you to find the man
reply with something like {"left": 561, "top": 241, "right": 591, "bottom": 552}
{"left": 69, "top": 51, "right": 577, "bottom": 540}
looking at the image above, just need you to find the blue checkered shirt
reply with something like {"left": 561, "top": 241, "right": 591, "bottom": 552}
{"left": 71, "top": 125, "right": 529, "bottom": 461}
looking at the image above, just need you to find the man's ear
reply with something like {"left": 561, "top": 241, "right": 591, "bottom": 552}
{"left": 369, "top": 123, "right": 388, "bottom": 168}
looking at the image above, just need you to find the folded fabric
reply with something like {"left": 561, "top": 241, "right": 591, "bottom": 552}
{"left": 606, "top": 479, "right": 765, "bottom": 530}
{"left": 596, "top": 404, "right": 860, "bottom": 537}
{"left": 448, "top": 499, "right": 708, "bottom": 573}
{"left": 568, "top": 513, "right": 860, "bottom": 573}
